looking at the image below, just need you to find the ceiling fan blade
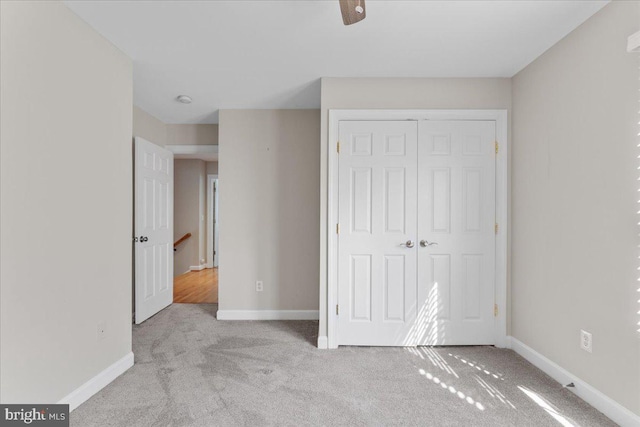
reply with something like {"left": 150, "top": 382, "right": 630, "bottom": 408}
{"left": 339, "top": 0, "right": 366, "bottom": 26}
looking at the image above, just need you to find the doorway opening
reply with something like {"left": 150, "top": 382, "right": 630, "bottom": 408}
{"left": 134, "top": 136, "right": 219, "bottom": 323}
{"left": 172, "top": 159, "right": 219, "bottom": 304}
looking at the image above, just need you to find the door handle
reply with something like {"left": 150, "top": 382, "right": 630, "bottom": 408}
{"left": 420, "top": 240, "right": 438, "bottom": 247}
{"left": 401, "top": 240, "right": 414, "bottom": 248}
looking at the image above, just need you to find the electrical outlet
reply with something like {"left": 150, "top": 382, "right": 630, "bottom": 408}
{"left": 97, "top": 321, "right": 107, "bottom": 341}
{"left": 580, "top": 330, "right": 592, "bottom": 353}
{"left": 256, "top": 280, "right": 263, "bottom": 292}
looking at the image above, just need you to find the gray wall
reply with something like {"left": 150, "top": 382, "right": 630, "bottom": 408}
{"left": 206, "top": 161, "right": 219, "bottom": 175}
{"left": 319, "top": 77, "right": 512, "bottom": 339}
{"left": 133, "top": 106, "right": 218, "bottom": 147}
{"left": 512, "top": 1, "right": 640, "bottom": 415}
{"left": 167, "top": 124, "right": 218, "bottom": 146}
{"left": 0, "top": 1, "right": 133, "bottom": 403}
{"left": 133, "top": 106, "right": 167, "bottom": 146}
{"left": 218, "top": 110, "right": 320, "bottom": 311}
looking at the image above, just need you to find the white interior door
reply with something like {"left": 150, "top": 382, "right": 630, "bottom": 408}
{"left": 417, "top": 121, "right": 496, "bottom": 345}
{"left": 207, "top": 175, "right": 218, "bottom": 268}
{"left": 135, "top": 137, "right": 173, "bottom": 324}
{"left": 213, "top": 179, "right": 219, "bottom": 268}
{"left": 336, "top": 120, "right": 496, "bottom": 346}
{"left": 337, "top": 121, "right": 418, "bottom": 346}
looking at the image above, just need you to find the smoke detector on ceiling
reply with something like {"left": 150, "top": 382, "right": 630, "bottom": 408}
{"left": 176, "top": 95, "right": 192, "bottom": 104}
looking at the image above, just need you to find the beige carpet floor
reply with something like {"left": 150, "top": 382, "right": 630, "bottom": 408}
{"left": 71, "top": 303, "right": 613, "bottom": 426}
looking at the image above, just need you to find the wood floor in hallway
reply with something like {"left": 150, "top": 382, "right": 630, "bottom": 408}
{"left": 173, "top": 268, "right": 218, "bottom": 303}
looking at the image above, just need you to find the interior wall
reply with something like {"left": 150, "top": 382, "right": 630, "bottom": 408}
{"left": 133, "top": 106, "right": 167, "bottom": 146}
{"left": 133, "top": 107, "right": 218, "bottom": 147}
{"left": 511, "top": 1, "right": 640, "bottom": 416}
{"left": 319, "top": 78, "right": 512, "bottom": 340}
{"left": 0, "top": 1, "right": 133, "bottom": 403}
{"left": 167, "top": 124, "right": 218, "bottom": 146}
{"left": 218, "top": 110, "right": 320, "bottom": 312}
{"left": 174, "top": 159, "right": 207, "bottom": 276}
{"left": 206, "top": 161, "right": 218, "bottom": 175}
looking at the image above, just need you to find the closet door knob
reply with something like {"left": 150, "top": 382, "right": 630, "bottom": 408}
{"left": 420, "top": 240, "right": 438, "bottom": 247}
{"left": 401, "top": 240, "right": 414, "bottom": 248}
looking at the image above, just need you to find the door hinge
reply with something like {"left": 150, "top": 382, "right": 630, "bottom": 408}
{"left": 495, "top": 141, "right": 499, "bottom": 155}
{"left": 495, "top": 223, "right": 499, "bottom": 234}
{"left": 337, "top": 141, "right": 340, "bottom": 154}
{"left": 494, "top": 304, "right": 498, "bottom": 317}
{"left": 336, "top": 223, "right": 340, "bottom": 234}
{"left": 336, "top": 304, "right": 339, "bottom": 315}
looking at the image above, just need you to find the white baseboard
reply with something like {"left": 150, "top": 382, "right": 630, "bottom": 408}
{"left": 189, "top": 264, "right": 206, "bottom": 271}
{"left": 216, "top": 310, "right": 319, "bottom": 320}
{"left": 508, "top": 337, "right": 640, "bottom": 426}
{"left": 58, "top": 352, "right": 134, "bottom": 412}
{"left": 317, "top": 336, "right": 328, "bottom": 349}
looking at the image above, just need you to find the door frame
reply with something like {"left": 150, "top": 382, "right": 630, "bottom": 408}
{"left": 206, "top": 174, "right": 218, "bottom": 268}
{"left": 326, "top": 109, "right": 508, "bottom": 349}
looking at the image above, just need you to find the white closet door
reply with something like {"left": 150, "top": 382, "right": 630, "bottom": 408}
{"left": 417, "top": 121, "right": 496, "bottom": 345}
{"left": 337, "top": 121, "right": 419, "bottom": 346}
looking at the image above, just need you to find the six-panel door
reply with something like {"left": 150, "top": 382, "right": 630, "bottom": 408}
{"left": 337, "top": 121, "right": 419, "bottom": 346}
{"left": 135, "top": 137, "right": 174, "bottom": 324}
{"left": 416, "top": 121, "right": 496, "bottom": 345}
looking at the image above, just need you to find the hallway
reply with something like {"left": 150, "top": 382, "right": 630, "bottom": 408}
{"left": 173, "top": 268, "right": 218, "bottom": 304}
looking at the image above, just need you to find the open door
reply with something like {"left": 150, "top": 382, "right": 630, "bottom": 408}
{"left": 134, "top": 137, "right": 173, "bottom": 324}
{"left": 213, "top": 179, "right": 219, "bottom": 268}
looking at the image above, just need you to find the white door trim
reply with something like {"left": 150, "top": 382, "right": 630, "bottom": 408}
{"left": 326, "top": 109, "right": 508, "bottom": 349}
{"left": 206, "top": 174, "right": 218, "bottom": 268}
{"left": 165, "top": 144, "right": 219, "bottom": 162}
